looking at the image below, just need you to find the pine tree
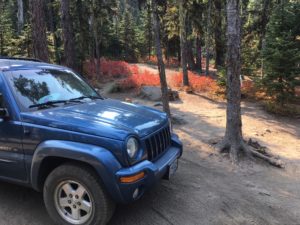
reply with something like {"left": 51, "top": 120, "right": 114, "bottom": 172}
{"left": 30, "top": 0, "right": 49, "bottom": 62}
{"left": 0, "top": 0, "right": 13, "bottom": 56}
{"left": 60, "top": 0, "right": 77, "bottom": 70}
{"left": 178, "top": 0, "right": 189, "bottom": 86}
{"left": 263, "top": 1, "right": 300, "bottom": 105}
{"left": 120, "top": 7, "right": 138, "bottom": 62}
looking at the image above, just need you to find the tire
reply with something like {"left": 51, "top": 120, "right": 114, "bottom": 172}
{"left": 43, "top": 163, "right": 115, "bottom": 225}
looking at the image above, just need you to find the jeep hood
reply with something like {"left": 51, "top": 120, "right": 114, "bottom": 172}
{"left": 21, "top": 99, "right": 168, "bottom": 140}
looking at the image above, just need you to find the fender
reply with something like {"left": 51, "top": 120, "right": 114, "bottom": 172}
{"left": 30, "top": 140, "right": 125, "bottom": 202}
{"left": 171, "top": 134, "right": 183, "bottom": 156}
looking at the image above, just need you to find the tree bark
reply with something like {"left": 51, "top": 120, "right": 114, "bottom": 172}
{"left": 91, "top": 10, "right": 101, "bottom": 79}
{"left": 186, "top": 17, "right": 196, "bottom": 70}
{"left": 196, "top": 34, "right": 202, "bottom": 72}
{"left": 258, "top": 0, "right": 271, "bottom": 50}
{"left": 205, "top": 0, "right": 212, "bottom": 76}
{"left": 178, "top": 0, "right": 189, "bottom": 86}
{"left": 17, "top": 0, "right": 24, "bottom": 34}
{"left": 30, "top": 0, "right": 49, "bottom": 62}
{"left": 219, "top": 0, "right": 243, "bottom": 162}
{"left": 76, "top": 0, "right": 86, "bottom": 73}
{"left": 187, "top": 40, "right": 196, "bottom": 70}
{"left": 147, "top": 3, "right": 152, "bottom": 60}
{"left": 151, "top": 0, "right": 171, "bottom": 118}
{"left": 60, "top": 0, "right": 77, "bottom": 71}
{"left": 49, "top": 0, "right": 61, "bottom": 64}
{"left": 214, "top": 0, "right": 225, "bottom": 68}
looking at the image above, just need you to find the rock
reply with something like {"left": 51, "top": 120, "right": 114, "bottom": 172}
{"left": 104, "top": 82, "right": 120, "bottom": 94}
{"left": 265, "top": 129, "right": 271, "bottom": 133}
{"left": 140, "top": 86, "right": 180, "bottom": 102}
{"left": 140, "top": 86, "right": 162, "bottom": 101}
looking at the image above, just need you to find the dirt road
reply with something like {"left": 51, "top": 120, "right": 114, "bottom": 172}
{"left": 0, "top": 65, "right": 300, "bottom": 224}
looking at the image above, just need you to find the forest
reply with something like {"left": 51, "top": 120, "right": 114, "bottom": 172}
{"left": 0, "top": 0, "right": 299, "bottom": 96}
{"left": 0, "top": 0, "right": 299, "bottom": 161}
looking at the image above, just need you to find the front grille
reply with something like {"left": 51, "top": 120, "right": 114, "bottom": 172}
{"left": 145, "top": 126, "right": 171, "bottom": 161}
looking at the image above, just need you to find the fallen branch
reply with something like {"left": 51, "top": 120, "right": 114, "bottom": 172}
{"left": 246, "top": 138, "right": 283, "bottom": 168}
{"left": 249, "top": 148, "right": 284, "bottom": 168}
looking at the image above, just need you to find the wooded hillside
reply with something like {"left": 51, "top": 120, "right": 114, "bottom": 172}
{"left": 0, "top": 0, "right": 299, "bottom": 112}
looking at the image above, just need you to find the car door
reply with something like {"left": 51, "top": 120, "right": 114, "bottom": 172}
{"left": 0, "top": 81, "right": 26, "bottom": 182}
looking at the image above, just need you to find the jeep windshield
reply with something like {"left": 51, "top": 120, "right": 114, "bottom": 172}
{"left": 4, "top": 68, "right": 100, "bottom": 111}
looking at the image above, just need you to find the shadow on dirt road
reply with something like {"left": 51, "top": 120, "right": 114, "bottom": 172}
{"left": 0, "top": 151, "right": 299, "bottom": 225}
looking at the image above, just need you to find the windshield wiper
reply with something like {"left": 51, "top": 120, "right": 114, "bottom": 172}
{"left": 29, "top": 95, "right": 103, "bottom": 109}
{"left": 69, "top": 95, "right": 103, "bottom": 101}
{"left": 29, "top": 100, "right": 68, "bottom": 109}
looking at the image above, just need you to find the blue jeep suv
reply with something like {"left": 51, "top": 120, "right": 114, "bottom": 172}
{"left": 0, "top": 58, "right": 182, "bottom": 225}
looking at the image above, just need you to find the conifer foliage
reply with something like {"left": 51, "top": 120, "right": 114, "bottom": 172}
{"left": 263, "top": 1, "right": 300, "bottom": 104}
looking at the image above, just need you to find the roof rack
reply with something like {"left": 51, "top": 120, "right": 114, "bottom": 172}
{"left": 0, "top": 56, "right": 42, "bottom": 62}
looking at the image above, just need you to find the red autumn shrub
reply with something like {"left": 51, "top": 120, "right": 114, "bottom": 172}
{"left": 84, "top": 58, "right": 220, "bottom": 94}
{"left": 83, "top": 58, "right": 133, "bottom": 79}
{"left": 117, "top": 69, "right": 161, "bottom": 90}
{"left": 145, "top": 56, "right": 180, "bottom": 67}
{"left": 116, "top": 77, "right": 137, "bottom": 91}
{"left": 170, "top": 71, "right": 218, "bottom": 93}
{"left": 133, "top": 70, "right": 160, "bottom": 87}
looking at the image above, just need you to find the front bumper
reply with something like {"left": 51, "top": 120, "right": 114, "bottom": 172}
{"left": 114, "top": 135, "right": 182, "bottom": 203}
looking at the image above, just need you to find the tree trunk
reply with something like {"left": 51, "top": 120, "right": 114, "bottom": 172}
{"left": 220, "top": 0, "right": 243, "bottom": 162}
{"left": 49, "top": 0, "right": 61, "bottom": 64}
{"left": 76, "top": 0, "right": 86, "bottom": 73}
{"left": 258, "top": 0, "right": 271, "bottom": 50}
{"left": 91, "top": 10, "right": 101, "bottom": 79}
{"left": 147, "top": 3, "right": 152, "bottom": 60}
{"left": 214, "top": 0, "right": 225, "bottom": 68}
{"left": 196, "top": 34, "right": 202, "bottom": 72}
{"left": 205, "top": 0, "right": 212, "bottom": 76}
{"left": 187, "top": 40, "right": 196, "bottom": 70}
{"left": 17, "top": 0, "right": 24, "bottom": 34}
{"left": 151, "top": 0, "right": 171, "bottom": 118}
{"left": 60, "top": 0, "right": 77, "bottom": 71}
{"left": 30, "top": 0, "right": 49, "bottom": 62}
{"left": 178, "top": 0, "right": 189, "bottom": 86}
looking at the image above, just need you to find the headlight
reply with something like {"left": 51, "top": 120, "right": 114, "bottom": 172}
{"left": 126, "top": 137, "right": 139, "bottom": 158}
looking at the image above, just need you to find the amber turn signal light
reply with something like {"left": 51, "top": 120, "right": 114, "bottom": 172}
{"left": 120, "top": 171, "right": 145, "bottom": 183}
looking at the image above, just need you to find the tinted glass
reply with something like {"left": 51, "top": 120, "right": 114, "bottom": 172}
{"left": 4, "top": 68, "right": 98, "bottom": 110}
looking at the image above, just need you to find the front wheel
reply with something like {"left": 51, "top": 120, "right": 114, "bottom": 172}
{"left": 43, "top": 163, "right": 115, "bottom": 225}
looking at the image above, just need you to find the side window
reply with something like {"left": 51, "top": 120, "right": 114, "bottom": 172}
{"left": 0, "top": 92, "right": 3, "bottom": 108}
{"left": 0, "top": 92, "right": 7, "bottom": 109}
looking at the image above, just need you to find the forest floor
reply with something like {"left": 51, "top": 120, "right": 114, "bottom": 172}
{"left": 0, "top": 64, "right": 300, "bottom": 225}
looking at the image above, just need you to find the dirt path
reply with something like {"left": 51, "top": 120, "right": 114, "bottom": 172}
{"left": 101, "top": 89, "right": 300, "bottom": 225}
{"left": 103, "top": 89, "right": 300, "bottom": 225}
{"left": 107, "top": 64, "right": 300, "bottom": 225}
{"left": 0, "top": 65, "right": 299, "bottom": 225}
